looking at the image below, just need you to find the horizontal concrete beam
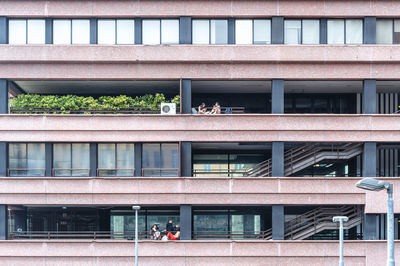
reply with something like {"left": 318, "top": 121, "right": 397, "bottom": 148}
{"left": 0, "top": 240, "right": 398, "bottom": 265}
{"left": 1, "top": 0, "right": 400, "bottom": 17}
{"left": 0, "top": 177, "right": 398, "bottom": 213}
{"left": 0, "top": 114, "right": 399, "bottom": 142}
{"left": 1, "top": 45, "right": 400, "bottom": 63}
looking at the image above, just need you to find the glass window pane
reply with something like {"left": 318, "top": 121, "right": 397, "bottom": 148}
{"left": 117, "top": 20, "right": 135, "bottom": 44}
{"left": 98, "top": 144, "right": 116, "bottom": 175}
{"left": 284, "top": 20, "right": 301, "bottom": 44}
{"left": 143, "top": 20, "right": 160, "bottom": 45}
{"left": 327, "top": 19, "right": 344, "bottom": 44}
{"left": 27, "top": 143, "right": 45, "bottom": 176}
{"left": 72, "top": 19, "right": 90, "bottom": 44}
{"left": 192, "top": 20, "right": 209, "bottom": 44}
{"left": 394, "top": 20, "right": 400, "bottom": 44}
{"left": 161, "top": 19, "right": 179, "bottom": 44}
{"left": 116, "top": 143, "right": 135, "bottom": 176}
{"left": 235, "top": 20, "right": 252, "bottom": 44}
{"left": 160, "top": 143, "right": 179, "bottom": 176}
{"left": 98, "top": 20, "right": 116, "bottom": 45}
{"left": 142, "top": 143, "right": 161, "bottom": 176}
{"left": 53, "top": 20, "right": 71, "bottom": 44}
{"left": 9, "top": 143, "right": 27, "bottom": 170}
{"left": 53, "top": 144, "right": 71, "bottom": 176}
{"left": 27, "top": 19, "right": 45, "bottom": 44}
{"left": 376, "top": 19, "right": 393, "bottom": 44}
{"left": 302, "top": 20, "right": 319, "bottom": 44}
{"left": 254, "top": 19, "right": 271, "bottom": 44}
{"left": 72, "top": 143, "right": 90, "bottom": 176}
{"left": 346, "top": 19, "right": 363, "bottom": 44}
{"left": 9, "top": 20, "right": 26, "bottom": 44}
{"left": 210, "top": 20, "right": 228, "bottom": 44}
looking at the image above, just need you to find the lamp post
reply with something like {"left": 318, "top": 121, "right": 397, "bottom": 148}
{"left": 132, "top": 205, "right": 141, "bottom": 266}
{"left": 333, "top": 216, "right": 349, "bottom": 266}
{"left": 356, "top": 178, "right": 395, "bottom": 266}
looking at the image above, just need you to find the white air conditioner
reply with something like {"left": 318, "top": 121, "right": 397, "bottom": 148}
{"left": 160, "top": 103, "right": 176, "bottom": 115}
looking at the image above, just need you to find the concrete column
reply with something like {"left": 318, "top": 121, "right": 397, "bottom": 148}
{"left": 0, "top": 17, "right": 6, "bottom": 44}
{"left": 271, "top": 17, "right": 284, "bottom": 44}
{"left": 179, "top": 17, "right": 192, "bottom": 44}
{"left": 45, "top": 143, "right": 53, "bottom": 177}
{"left": 363, "top": 142, "right": 377, "bottom": 177}
{"left": 134, "top": 143, "right": 142, "bottom": 177}
{"left": 134, "top": 18, "right": 142, "bottom": 44}
{"left": 180, "top": 205, "right": 192, "bottom": 240}
{"left": 45, "top": 18, "right": 53, "bottom": 44}
{"left": 364, "top": 17, "right": 376, "bottom": 44}
{"left": 271, "top": 79, "right": 284, "bottom": 114}
{"left": 90, "top": 18, "right": 97, "bottom": 44}
{"left": 362, "top": 79, "right": 376, "bottom": 114}
{"left": 272, "top": 205, "right": 284, "bottom": 240}
{"left": 90, "top": 143, "right": 97, "bottom": 177}
{"left": 272, "top": 142, "right": 284, "bottom": 177}
{"left": 0, "top": 205, "right": 7, "bottom": 240}
{"left": 0, "top": 79, "right": 8, "bottom": 114}
{"left": 228, "top": 18, "right": 235, "bottom": 44}
{"left": 181, "top": 79, "right": 192, "bottom": 114}
{"left": 180, "top": 142, "right": 192, "bottom": 177}
{"left": 320, "top": 19, "right": 327, "bottom": 44}
{"left": 363, "top": 214, "right": 378, "bottom": 240}
{"left": 0, "top": 142, "right": 6, "bottom": 177}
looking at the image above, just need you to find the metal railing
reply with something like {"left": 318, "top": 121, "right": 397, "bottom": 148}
{"left": 141, "top": 168, "right": 179, "bottom": 177}
{"left": 10, "top": 231, "right": 149, "bottom": 240}
{"left": 192, "top": 169, "right": 248, "bottom": 177}
{"left": 96, "top": 168, "right": 135, "bottom": 177}
{"left": 52, "top": 168, "right": 90, "bottom": 177}
{"left": 192, "top": 231, "right": 263, "bottom": 239}
{"left": 7, "top": 168, "right": 46, "bottom": 177}
{"left": 10, "top": 107, "right": 169, "bottom": 115}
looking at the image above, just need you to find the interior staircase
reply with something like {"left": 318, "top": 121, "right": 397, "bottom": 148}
{"left": 246, "top": 143, "right": 363, "bottom": 177}
{"left": 262, "top": 205, "right": 363, "bottom": 240}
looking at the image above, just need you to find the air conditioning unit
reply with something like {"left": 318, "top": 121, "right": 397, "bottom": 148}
{"left": 160, "top": 103, "right": 176, "bottom": 115}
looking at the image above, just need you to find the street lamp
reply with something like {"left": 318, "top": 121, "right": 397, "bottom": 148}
{"left": 333, "top": 216, "right": 349, "bottom": 266}
{"left": 356, "top": 178, "right": 395, "bottom": 266}
{"left": 132, "top": 205, "right": 141, "bottom": 266}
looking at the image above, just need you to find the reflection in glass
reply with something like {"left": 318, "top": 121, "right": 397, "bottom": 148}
{"left": 98, "top": 20, "right": 116, "bottom": 44}
{"left": 143, "top": 20, "right": 160, "bottom": 45}
{"left": 98, "top": 143, "right": 134, "bottom": 177}
{"left": 346, "top": 19, "right": 363, "bottom": 44}
{"left": 235, "top": 20, "right": 253, "bottom": 44}
{"left": 210, "top": 20, "right": 228, "bottom": 44}
{"left": 395, "top": 20, "right": 400, "bottom": 44}
{"left": 72, "top": 20, "right": 90, "bottom": 44}
{"left": 377, "top": 19, "right": 393, "bottom": 44}
{"left": 284, "top": 20, "right": 301, "bottom": 44}
{"left": 27, "top": 20, "right": 46, "bottom": 44}
{"left": 53, "top": 20, "right": 71, "bottom": 44}
{"left": 161, "top": 19, "right": 179, "bottom": 44}
{"left": 192, "top": 20, "right": 210, "bottom": 44}
{"left": 327, "top": 19, "right": 345, "bottom": 44}
{"left": 9, "top": 143, "right": 45, "bottom": 176}
{"left": 302, "top": 20, "right": 319, "bottom": 44}
{"left": 254, "top": 19, "right": 271, "bottom": 44}
{"left": 142, "top": 143, "right": 179, "bottom": 176}
{"left": 117, "top": 20, "right": 135, "bottom": 44}
{"left": 8, "top": 20, "right": 26, "bottom": 44}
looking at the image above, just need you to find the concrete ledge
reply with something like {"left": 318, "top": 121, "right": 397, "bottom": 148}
{"left": 0, "top": 240, "right": 398, "bottom": 266}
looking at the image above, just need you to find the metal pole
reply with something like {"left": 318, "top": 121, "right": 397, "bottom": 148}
{"left": 387, "top": 184, "right": 395, "bottom": 266}
{"left": 135, "top": 208, "right": 139, "bottom": 266}
{"left": 339, "top": 219, "right": 344, "bottom": 266}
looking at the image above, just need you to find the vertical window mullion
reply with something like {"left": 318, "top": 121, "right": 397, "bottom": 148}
{"left": 115, "top": 19, "right": 117, "bottom": 45}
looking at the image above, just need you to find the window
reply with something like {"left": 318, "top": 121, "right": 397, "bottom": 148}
{"left": 53, "top": 143, "right": 90, "bottom": 176}
{"left": 302, "top": 20, "right": 320, "bottom": 44}
{"left": 235, "top": 19, "right": 271, "bottom": 45}
{"left": 376, "top": 19, "right": 400, "bottom": 44}
{"left": 193, "top": 19, "right": 228, "bottom": 44}
{"left": 328, "top": 19, "right": 362, "bottom": 44}
{"left": 97, "top": 19, "right": 135, "bottom": 45}
{"left": 53, "top": 19, "right": 90, "bottom": 44}
{"left": 284, "top": 19, "right": 319, "bottom": 44}
{"left": 98, "top": 143, "right": 135, "bottom": 176}
{"left": 8, "top": 143, "right": 45, "bottom": 176}
{"left": 142, "top": 143, "right": 179, "bottom": 176}
{"left": 284, "top": 20, "right": 301, "bottom": 44}
{"left": 142, "top": 19, "right": 179, "bottom": 45}
{"left": 8, "top": 19, "right": 45, "bottom": 44}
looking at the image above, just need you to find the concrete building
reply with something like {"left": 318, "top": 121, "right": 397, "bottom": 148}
{"left": 0, "top": 0, "right": 399, "bottom": 265}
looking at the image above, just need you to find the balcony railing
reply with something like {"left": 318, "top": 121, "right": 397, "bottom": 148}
{"left": 141, "top": 168, "right": 179, "bottom": 177}
{"left": 7, "top": 168, "right": 46, "bottom": 177}
{"left": 96, "top": 168, "right": 135, "bottom": 177}
{"left": 52, "top": 168, "right": 90, "bottom": 177}
{"left": 192, "top": 170, "right": 249, "bottom": 177}
{"left": 10, "top": 107, "right": 166, "bottom": 115}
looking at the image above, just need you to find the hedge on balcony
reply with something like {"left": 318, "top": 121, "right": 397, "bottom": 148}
{"left": 10, "top": 93, "right": 180, "bottom": 114}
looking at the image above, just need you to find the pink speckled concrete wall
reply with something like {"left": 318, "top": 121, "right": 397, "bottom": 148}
{"left": 0, "top": 240, "right": 398, "bottom": 266}
{"left": 0, "top": 114, "right": 399, "bottom": 142}
{"left": 1, "top": 0, "right": 400, "bottom": 18}
{"left": 0, "top": 177, "right": 397, "bottom": 213}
